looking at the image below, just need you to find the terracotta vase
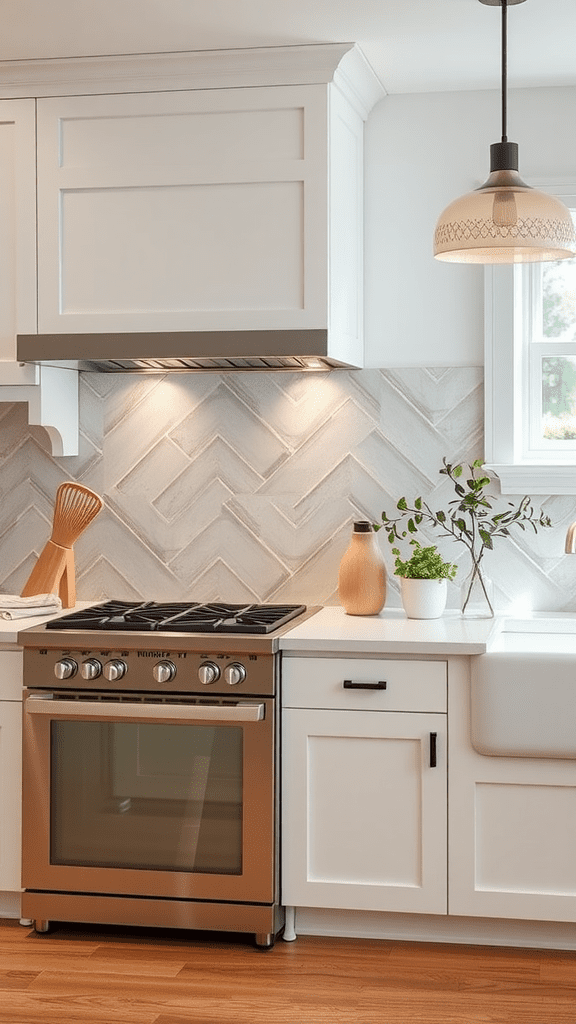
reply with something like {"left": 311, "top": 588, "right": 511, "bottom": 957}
{"left": 338, "top": 521, "right": 386, "bottom": 616}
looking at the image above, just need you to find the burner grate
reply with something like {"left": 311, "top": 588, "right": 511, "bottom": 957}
{"left": 44, "top": 600, "right": 307, "bottom": 634}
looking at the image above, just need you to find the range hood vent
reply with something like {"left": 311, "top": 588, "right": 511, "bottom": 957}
{"left": 17, "top": 330, "right": 353, "bottom": 373}
{"left": 97, "top": 357, "right": 337, "bottom": 372}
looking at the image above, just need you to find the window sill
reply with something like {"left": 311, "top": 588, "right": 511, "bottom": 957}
{"left": 487, "top": 463, "right": 576, "bottom": 495}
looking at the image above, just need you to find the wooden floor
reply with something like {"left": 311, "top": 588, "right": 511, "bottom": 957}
{"left": 1, "top": 918, "right": 575, "bottom": 1023}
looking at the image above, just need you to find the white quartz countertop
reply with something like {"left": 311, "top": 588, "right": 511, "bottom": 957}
{"left": 280, "top": 606, "right": 499, "bottom": 655}
{"left": 0, "top": 601, "right": 505, "bottom": 653}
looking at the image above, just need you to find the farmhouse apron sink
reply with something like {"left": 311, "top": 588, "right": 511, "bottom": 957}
{"left": 471, "top": 618, "right": 576, "bottom": 759}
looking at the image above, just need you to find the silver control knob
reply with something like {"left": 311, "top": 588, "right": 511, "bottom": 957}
{"left": 224, "top": 662, "right": 246, "bottom": 686}
{"left": 54, "top": 658, "right": 77, "bottom": 680}
{"left": 103, "top": 659, "right": 127, "bottom": 682}
{"left": 153, "top": 660, "right": 176, "bottom": 684}
{"left": 81, "top": 658, "right": 102, "bottom": 680}
{"left": 198, "top": 662, "right": 220, "bottom": 685}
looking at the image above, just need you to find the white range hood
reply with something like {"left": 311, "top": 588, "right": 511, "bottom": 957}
{"left": 13, "top": 43, "right": 385, "bottom": 375}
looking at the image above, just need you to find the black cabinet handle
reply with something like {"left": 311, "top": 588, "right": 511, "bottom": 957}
{"left": 430, "top": 732, "right": 437, "bottom": 768}
{"left": 342, "top": 679, "right": 387, "bottom": 690}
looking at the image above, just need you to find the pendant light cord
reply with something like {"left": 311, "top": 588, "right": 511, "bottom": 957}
{"left": 501, "top": 0, "right": 508, "bottom": 142}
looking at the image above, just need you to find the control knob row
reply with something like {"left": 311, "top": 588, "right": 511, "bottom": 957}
{"left": 54, "top": 658, "right": 126, "bottom": 681}
{"left": 53, "top": 658, "right": 247, "bottom": 686}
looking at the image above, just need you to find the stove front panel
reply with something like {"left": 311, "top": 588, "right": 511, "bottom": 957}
{"left": 22, "top": 645, "right": 276, "bottom": 696}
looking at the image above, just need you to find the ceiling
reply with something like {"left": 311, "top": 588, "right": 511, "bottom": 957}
{"left": 0, "top": 0, "right": 574, "bottom": 95}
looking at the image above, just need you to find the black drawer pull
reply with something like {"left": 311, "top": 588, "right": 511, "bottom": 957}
{"left": 430, "top": 732, "right": 437, "bottom": 768}
{"left": 343, "top": 679, "right": 387, "bottom": 690}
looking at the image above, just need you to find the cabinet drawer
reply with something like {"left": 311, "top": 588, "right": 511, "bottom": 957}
{"left": 282, "top": 658, "right": 446, "bottom": 712}
{"left": 0, "top": 650, "right": 23, "bottom": 701}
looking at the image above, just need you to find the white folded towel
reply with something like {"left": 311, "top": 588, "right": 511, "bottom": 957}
{"left": 0, "top": 594, "right": 63, "bottom": 620}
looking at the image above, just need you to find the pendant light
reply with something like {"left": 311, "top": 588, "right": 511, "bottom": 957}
{"left": 434, "top": 0, "right": 576, "bottom": 264}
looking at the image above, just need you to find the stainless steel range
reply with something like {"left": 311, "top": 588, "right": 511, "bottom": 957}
{"left": 19, "top": 600, "right": 317, "bottom": 948}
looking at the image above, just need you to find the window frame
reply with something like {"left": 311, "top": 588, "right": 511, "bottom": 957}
{"left": 484, "top": 181, "right": 576, "bottom": 495}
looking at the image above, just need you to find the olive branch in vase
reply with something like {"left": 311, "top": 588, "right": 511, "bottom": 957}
{"left": 373, "top": 458, "right": 552, "bottom": 616}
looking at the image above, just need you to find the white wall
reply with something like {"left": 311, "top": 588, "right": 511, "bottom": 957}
{"left": 363, "top": 85, "right": 576, "bottom": 368}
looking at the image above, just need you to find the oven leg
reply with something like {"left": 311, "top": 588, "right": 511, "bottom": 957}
{"left": 282, "top": 906, "right": 297, "bottom": 941}
{"left": 33, "top": 920, "right": 50, "bottom": 933}
{"left": 254, "top": 932, "right": 274, "bottom": 950}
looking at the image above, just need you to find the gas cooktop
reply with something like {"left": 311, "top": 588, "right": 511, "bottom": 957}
{"left": 44, "top": 600, "right": 307, "bottom": 635}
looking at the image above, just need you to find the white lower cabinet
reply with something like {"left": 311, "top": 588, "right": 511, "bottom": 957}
{"left": 282, "top": 657, "right": 448, "bottom": 914}
{"left": 0, "top": 651, "right": 23, "bottom": 899}
{"left": 449, "top": 657, "right": 576, "bottom": 922}
{"left": 283, "top": 653, "right": 576, "bottom": 933}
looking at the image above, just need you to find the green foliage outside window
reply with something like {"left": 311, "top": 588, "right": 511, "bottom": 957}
{"left": 543, "top": 264, "right": 576, "bottom": 340}
{"left": 542, "top": 257, "right": 576, "bottom": 438}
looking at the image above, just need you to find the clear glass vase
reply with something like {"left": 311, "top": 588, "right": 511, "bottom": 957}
{"left": 460, "top": 561, "right": 494, "bottom": 618}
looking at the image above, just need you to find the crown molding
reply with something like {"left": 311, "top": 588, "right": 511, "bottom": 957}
{"left": 0, "top": 43, "right": 385, "bottom": 115}
{"left": 333, "top": 46, "right": 387, "bottom": 119}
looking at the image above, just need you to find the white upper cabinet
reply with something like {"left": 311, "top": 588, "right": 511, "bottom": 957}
{"left": 0, "top": 98, "right": 78, "bottom": 455}
{"left": 0, "top": 99, "right": 37, "bottom": 359}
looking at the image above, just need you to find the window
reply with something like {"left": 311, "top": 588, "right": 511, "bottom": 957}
{"left": 532, "top": 255, "right": 576, "bottom": 451}
{"left": 484, "top": 184, "right": 576, "bottom": 494}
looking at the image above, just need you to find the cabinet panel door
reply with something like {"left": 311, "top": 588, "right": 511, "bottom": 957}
{"left": 449, "top": 657, "right": 576, "bottom": 922}
{"left": 0, "top": 701, "right": 22, "bottom": 891}
{"left": 0, "top": 99, "right": 37, "bottom": 359}
{"left": 282, "top": 708, "right": 447, "bottom": 914}
{"left": 37, "top": 88, "right": 327, "bottom": 334}
{"left": 0, "top": 651, "right": 23, "bottom": 701}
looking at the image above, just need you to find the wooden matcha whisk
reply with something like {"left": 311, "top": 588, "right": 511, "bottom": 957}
{"left": 21, "top": 482, "right": 103, "bottom": 608}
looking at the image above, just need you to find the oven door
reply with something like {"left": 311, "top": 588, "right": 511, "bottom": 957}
{"left": 22, "top": 691, "right": 275, "bottom": 904}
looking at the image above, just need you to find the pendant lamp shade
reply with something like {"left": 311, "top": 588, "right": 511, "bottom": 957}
{"left": 434, "top": 144, "right": 576, "bottom": 263}
{"left": 434, "top": 0, "right": 576, "bottom": 264}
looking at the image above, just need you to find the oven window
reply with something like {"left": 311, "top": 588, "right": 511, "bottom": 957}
{"left": 50, "top": 721, "right": 243, "bottom": 874}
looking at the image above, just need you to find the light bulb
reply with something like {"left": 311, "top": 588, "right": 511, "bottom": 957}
{"left": 493, "top": 190, "right": 518, "bottom": 227}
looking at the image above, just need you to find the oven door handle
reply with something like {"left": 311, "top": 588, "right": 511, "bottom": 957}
{"left": 24, "top": 694, "right": 265, "bottom": 722}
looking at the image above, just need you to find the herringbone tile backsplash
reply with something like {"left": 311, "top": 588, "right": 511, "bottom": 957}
{"left": 1, "top": 367, "right": 573, "bottom": 612}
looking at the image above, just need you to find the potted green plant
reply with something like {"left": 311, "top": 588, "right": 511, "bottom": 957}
{"left": 374, "top": 457, "right": 552, "bottom": 618}
{"left": 392, "top": 540, "right": 457, "bottom": 619}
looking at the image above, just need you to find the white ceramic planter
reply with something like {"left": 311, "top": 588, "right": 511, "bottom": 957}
{"left": 399, "top": 577, "right": 448, "bottom": 619}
